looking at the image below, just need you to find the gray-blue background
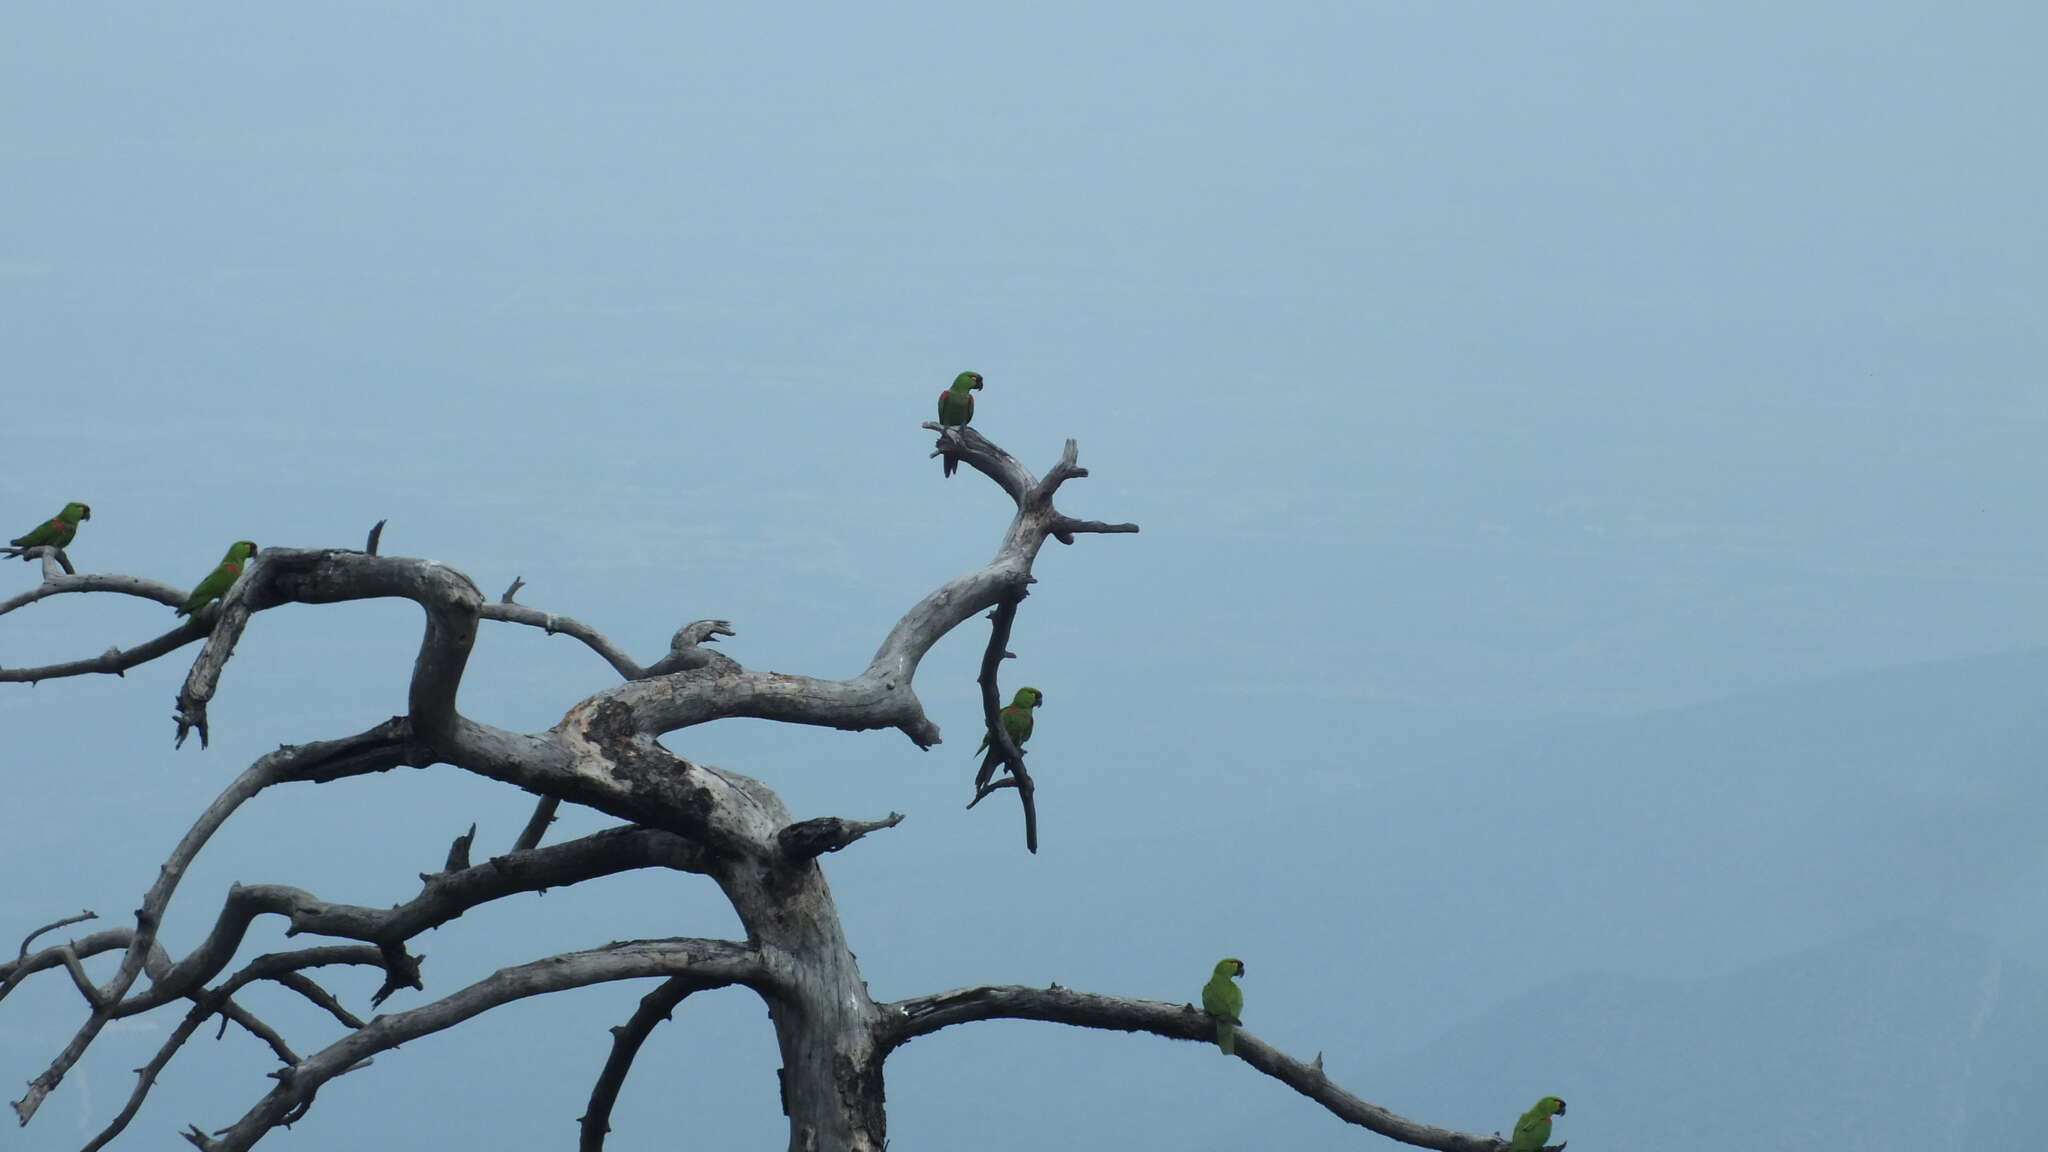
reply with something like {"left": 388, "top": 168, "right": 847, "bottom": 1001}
{"left": 4, "top": 3, "right": 2043, "bottom": 1147}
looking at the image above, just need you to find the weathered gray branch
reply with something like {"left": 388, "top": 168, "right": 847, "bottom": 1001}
{"left": 0, "top": 544, "right": 77, "bottom": 576}
{"left": 176, "top": 550, "right": 483, "bottom": 749}
{"left": 122, "top": 825, "right": 710, "bottom": 1018}
{"left": 10, "top": 722, "right": 429, "bottom": 1125}
{"left": 776, "top": 812, "right": 905, "bottom": 860}
{"left": 84, "top": 947, "right": 384, "bottom": 1152}
{"left": 511, "top": 797, "right": 560, "bottom": 852}
{"left": 201, "top": 939, "right": 761, "bottom": 1152}
{"left": 593, "top": 434, "right": 1131, "bottom": 752}
{"left": 480, "top": 601, "right": 646, "bottom": 679}
{"left": 970, "top": 596, "right": 1038, "bottom": 852}
{"left": 578, "top": 975, "right": 711, "bottom": 1152}
{"left": 0, "top": 572, "right": 185, "bottom": 617}
{"left": 0, "top": 617, "right": 209, "bottom": 683}
{"left": 636, "top": 619, "right": 734, "bottom": 678}
{"left": 880, "top": 985, "right": 1517, "bottom": 1152}
{"left": 16, "top": 911, "right": 95, "bottom": 960}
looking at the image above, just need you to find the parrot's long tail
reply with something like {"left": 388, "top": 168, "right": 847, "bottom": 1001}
{"left": 943, "top": 454, "right": 958, "bottom": 478}
{"left": 973, "top": 751, "right": 999, "bottom": 790}
{"left": 1216, "top": 1020, "right": 1235, "bottom": 1055}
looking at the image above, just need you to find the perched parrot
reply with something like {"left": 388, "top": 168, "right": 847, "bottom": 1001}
{"left": 7, "top": 502, "right": 91, "bottom": 557}
{"left": 1509, "top": 1095, "right": 1567, "bottom": 1152}
{"left": 1201, "top": 957, "right": 1245, "bottom": 1055}
{"left": 175, "top": 540, "right": 259, "bottom": 617}
{"left": 935, "top": 370, "right": 984, "bottom": 477}
{"left": 973, "top": 685, "right": 1043, "bottom": 789}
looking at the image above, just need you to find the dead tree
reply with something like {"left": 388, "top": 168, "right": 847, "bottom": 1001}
{"left": 0, "top": 427, "right": 1540, "bottom": 1152}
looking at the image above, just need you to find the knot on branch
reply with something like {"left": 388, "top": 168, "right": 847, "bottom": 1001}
{"left": 370, "top": 945, "right": 423, "bottom": 1007}
{"left": 639, "top": 619, "right": 736, "bottom": 679}
{"left": 429, "top": 823, "right": 477, "bottom": 876}
{"left": 776, "top": 813, "right": 905, "bottom": 860}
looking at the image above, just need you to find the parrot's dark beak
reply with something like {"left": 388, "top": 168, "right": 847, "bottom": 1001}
{"left": 1555, "top": 1101, "right": 1567, "bottom": 1115}
{"left": 81, "top": 507, "right": 92, "bottom": 520}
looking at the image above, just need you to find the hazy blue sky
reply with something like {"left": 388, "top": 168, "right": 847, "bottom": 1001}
{"left": 3, "top": 2, "right": 2043, "bottom": 1148}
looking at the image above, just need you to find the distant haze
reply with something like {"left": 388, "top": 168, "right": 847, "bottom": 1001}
{"left": 2, "top": 2, "right": 2043, "bottom": 1148}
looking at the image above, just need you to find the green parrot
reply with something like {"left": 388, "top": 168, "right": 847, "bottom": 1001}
{"left": 1201, "top": 957, "right": 1245, "bottom": 1055}
{"left": 175, "top": 540, "right": 259, "bottom": 618}
{"left": 973, "top": 685, "right": 1043, "bottom": 789}
{"left": 7, "top": 502, "right": 91, "bottom": 557}
{"left": 935, "top": 370, "right": 983, "bottom": 477}
{"left": 1509, "top": 1095, "right": 1567, "bottom": 1152}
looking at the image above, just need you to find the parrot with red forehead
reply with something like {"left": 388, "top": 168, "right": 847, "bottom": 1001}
{"left": 973, "top": 685, "right": 1042, "bottom": 789}
{"left": 6, "top": 502, "right": 90, "bottom": 558}
{"left": 1201, "top": 957, "right": 1245, "bottom": 1055}
{"left": 935, "top": 370, "right": 983, "bottom": 477}
{"left": 1509, "top": 1095, "right": 1567, "bottom": 1151}
{"left": 175, "top": 540, "right": 259, "bottom": 617}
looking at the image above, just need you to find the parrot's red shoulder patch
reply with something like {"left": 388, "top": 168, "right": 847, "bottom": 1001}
{"left": 223, "top": 562, "right": 242, "bottom": 574}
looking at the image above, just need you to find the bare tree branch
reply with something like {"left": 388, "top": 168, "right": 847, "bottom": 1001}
{"left": 11, "top": 722, "right": 429, "bottom": 1125}
{"left": 578, "top": 975, "right": 708, "bottom": 1152}
{"left": 364, "top": 520, "right": 385, "bottom": 556}
{"left": 439, "top": 823, "right": 477, "bottom": 873}
{"left": 203, "top": 939, "right": 761, "bottom": 1152}
{"left": 0, "top": 928, "right": 131, "bottom": 1002}
{"left": 880, "top": 985, "right": 1516, "bottom": 1152}
{"left": 511, "top": 797, "right": 560, "bottom": 852}
{"left": 776, "top": 812, "right": 905, "bottom": 860}
{"left": 590, "top": 435, "right": 1133, "bottom": 754}
{"left": 270, "top": 971, "right": 366, "bottom": 1030}
{"left": 636, "top": 619, "right": 734, "bottom": 679}
{"left": 0, "top": 544, "right": 78, "bottom": 576}
{"left": 972, "top": 595, "right": 1039, "bottom": 852}
{"left": 0, "top": 618, "right": 209, "bottom": 683}
{"left": 0, "top": 572, "right": 185, "bottom": 618}
{"left": 16, "top": 911, "right": 95, "bottom": 960}
{"left": 83, "top": 947, "right": 383, "bottom": 1152}
{"left": 480, "top": 601, "right": 645, "bottom": 679}
{"left": 176, "top": 550, "right": 484, "bottom": 749}
{"left": 122, "top": 825, "right": 710, "bottom": 1018}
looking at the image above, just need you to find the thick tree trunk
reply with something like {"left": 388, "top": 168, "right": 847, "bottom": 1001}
{"left": 719, "top": 853, "right": 886, "bottom": 1151}
{"left": 704, "top": 754, "right": 888, "bottom": 1147}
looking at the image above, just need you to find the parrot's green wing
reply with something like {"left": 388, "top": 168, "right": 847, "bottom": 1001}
{"left": 176, "top": 541, "right": 258, "bottom": 617}
{"left": 8, "top": 502, "right": 90, "bottom": 554}
{"left": 1200, "top": 958, "right": 1245, "bottom": 1055}
{"left": 935, "top": 371, "right": 983, "bottom": 477}
{"left": 973, "top": 686, "right": 1043, "bottom": 789}
{"left": 1509, "top": 1096, "right": 1565, "bottom": 1151}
